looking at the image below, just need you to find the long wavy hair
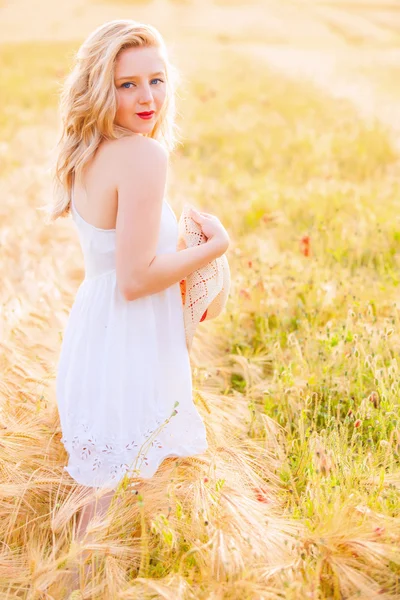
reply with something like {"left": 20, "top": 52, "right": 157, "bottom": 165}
{"left": 47, "top": 19, "right": 182, "bottom": 221}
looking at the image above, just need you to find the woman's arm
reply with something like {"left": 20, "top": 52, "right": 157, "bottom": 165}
{"left": 113, "top": 135, "right": 226, "bottom": 302}
{"left": 126, "top": 238, "right": 226, "bottom": 301}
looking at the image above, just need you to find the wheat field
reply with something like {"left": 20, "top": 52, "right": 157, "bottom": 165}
{"left": 1, "top": 0, "right": 400, "bottom": 598}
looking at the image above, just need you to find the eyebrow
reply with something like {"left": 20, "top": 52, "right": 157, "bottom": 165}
{"left": 116, "top": 71, "right": 165, "bottom": 82}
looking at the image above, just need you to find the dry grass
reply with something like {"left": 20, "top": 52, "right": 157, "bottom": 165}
{"left": 1, "top": 0, "right": 400, "bottom": 598}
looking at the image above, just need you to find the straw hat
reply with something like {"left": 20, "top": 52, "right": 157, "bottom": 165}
{"left": 177, "top": 203, "right": 231, "bottom": 351}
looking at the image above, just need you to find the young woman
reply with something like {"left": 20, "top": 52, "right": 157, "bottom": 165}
{"left": 51, "top": 18, "right": 229, "bottom": 553}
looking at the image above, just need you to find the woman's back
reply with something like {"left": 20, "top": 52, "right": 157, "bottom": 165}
{"left": 72, "top": 137, "right": 135, "bottom": 232}
{"left": 70, "top": 139, "right": 178, "bottom": 282}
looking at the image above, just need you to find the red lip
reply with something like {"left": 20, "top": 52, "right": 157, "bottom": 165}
{"left": 137, "top": 111, "right": 154, "bottom": 116}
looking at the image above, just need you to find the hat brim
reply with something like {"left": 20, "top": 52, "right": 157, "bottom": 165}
{"left": 177, "top": 204, "right": 230, "bottom": 350}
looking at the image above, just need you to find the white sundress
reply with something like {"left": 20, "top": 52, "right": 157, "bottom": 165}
{"left": 56, "top": 186, "right": 209, "bottom": 490}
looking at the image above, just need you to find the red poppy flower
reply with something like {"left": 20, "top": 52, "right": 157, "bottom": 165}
{"left": 252, "top": 486, "right": 271, "bottom": 503}
{"left": 300, "top": 235, "right": 311, "bottom": 257}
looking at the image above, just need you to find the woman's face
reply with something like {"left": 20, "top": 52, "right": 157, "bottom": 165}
{"left": 114, "top": 45, "right": 167, "bottom": 134}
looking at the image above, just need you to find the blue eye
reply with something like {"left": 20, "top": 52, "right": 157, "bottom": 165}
{"left": 121, "top": 78, "right": 164, "bottom": 89}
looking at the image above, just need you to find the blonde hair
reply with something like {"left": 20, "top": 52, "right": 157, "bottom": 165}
{"left": 48, "top": 19, "right": 182, "bottom": 221}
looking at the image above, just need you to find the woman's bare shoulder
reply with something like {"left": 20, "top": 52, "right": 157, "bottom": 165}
{"left": 103, "top": 134, "right": 168, "bottom": 164}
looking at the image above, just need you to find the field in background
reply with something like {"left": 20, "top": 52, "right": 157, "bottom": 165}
{"left": 1, "top": 0, "right": 400, "bottom": 598}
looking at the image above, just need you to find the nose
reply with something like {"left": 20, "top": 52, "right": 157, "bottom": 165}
{"left": 138, "top": 84, "right": 154, "bottom": 106}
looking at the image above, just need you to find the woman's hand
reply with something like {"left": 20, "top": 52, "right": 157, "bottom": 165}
{"left": 190, "top": 208, "right": 230, "bottom": 255}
